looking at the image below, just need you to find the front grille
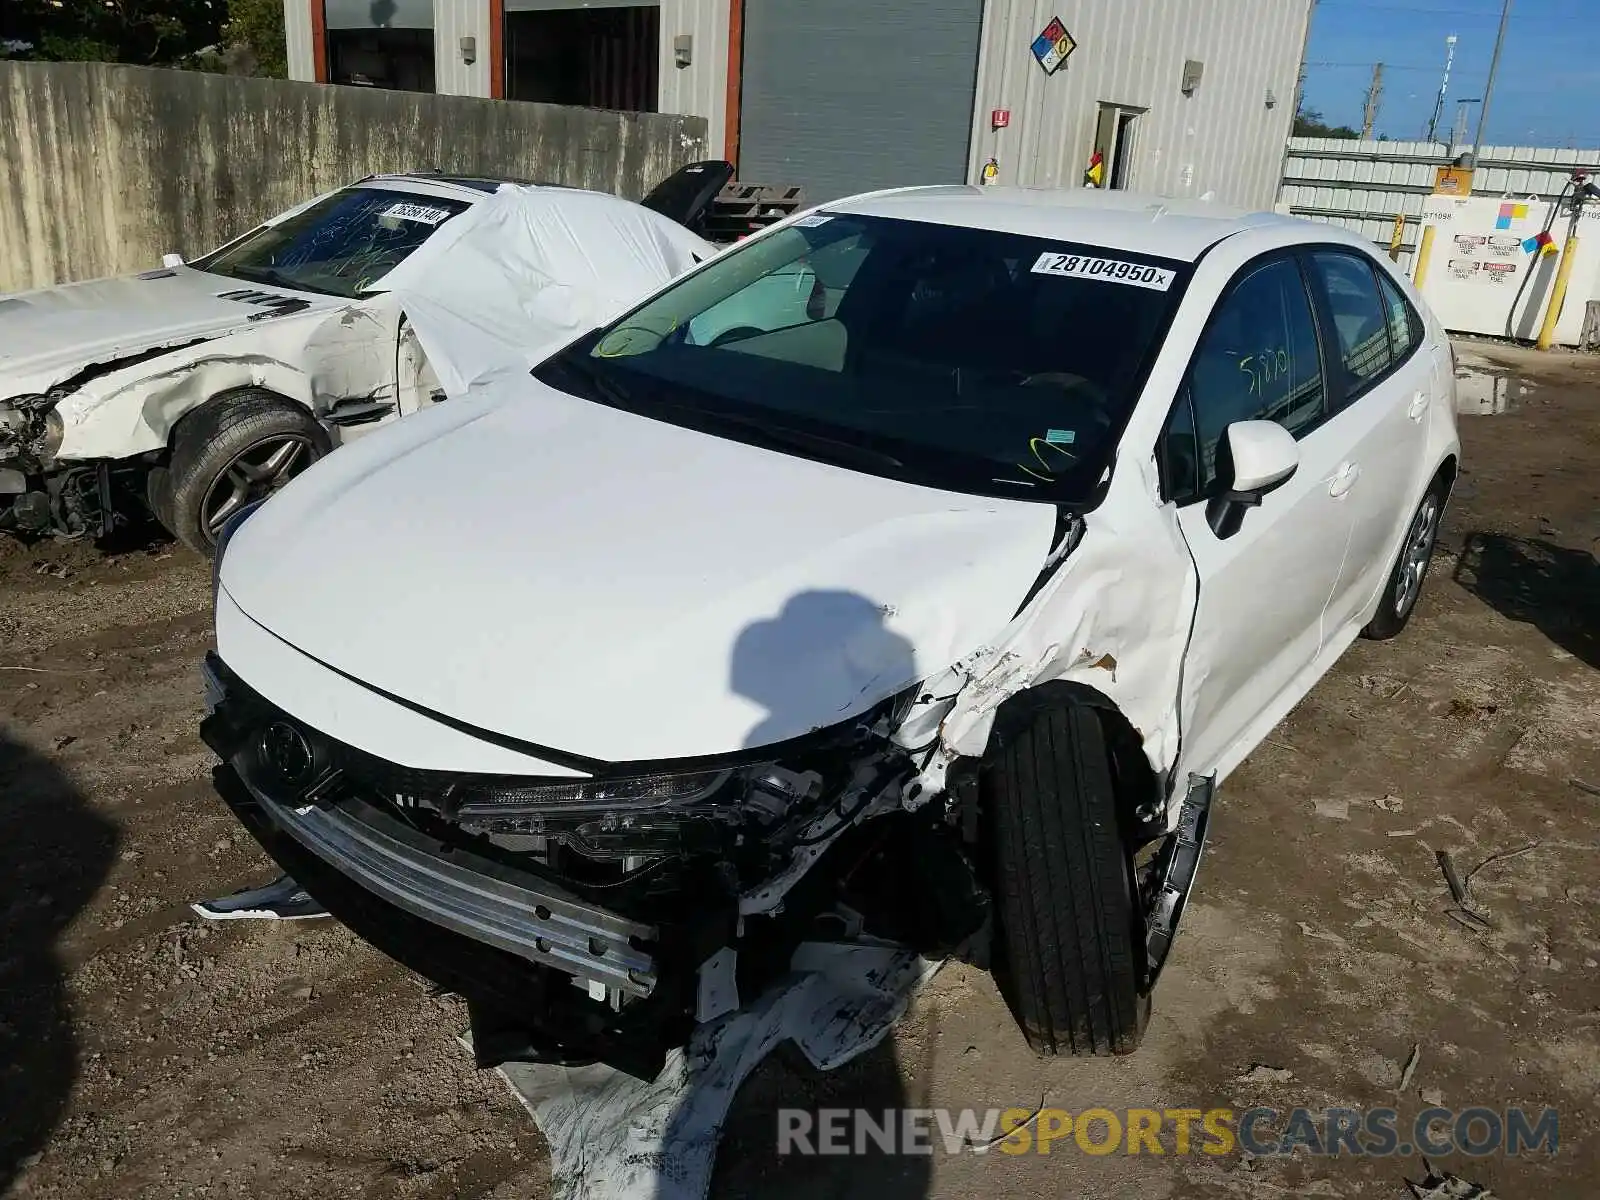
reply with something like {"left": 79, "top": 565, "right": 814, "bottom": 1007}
{"left": 331, "top": 741, "right": 466, "bottom": 812}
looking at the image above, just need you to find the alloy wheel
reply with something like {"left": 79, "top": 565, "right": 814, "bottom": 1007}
{"left": 1394, "top": 495, "right": 1440, "bottom": 617}
{"left": 201, "top": 434, "right": 315, "bottom": 540}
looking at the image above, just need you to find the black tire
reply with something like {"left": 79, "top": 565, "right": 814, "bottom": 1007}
{"left": 1361, "top": 478, "right": 1446, "bottom": 641}
{"left": 982, "top": 703, "right": 1148, "bottom": 1057}
{"left": 156, "top": 390, "right": 330, "bottom": 557}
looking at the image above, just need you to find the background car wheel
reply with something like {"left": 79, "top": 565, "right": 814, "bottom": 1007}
{"left": 1362, "top": 479, "right": 1446, "bottom": 641}
{"left": 158, "top": 389, "right": 330, "bottom": 557}
{"left": 982, "top": 703, "right": 1149, "bottom": 1057}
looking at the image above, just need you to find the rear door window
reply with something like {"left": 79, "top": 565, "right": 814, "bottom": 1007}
{"left": 1308, "top": 251, "right": 1394, "bottom": 406}
{"left": 1376, "top": 270, "right": 1420, "bottom": 364}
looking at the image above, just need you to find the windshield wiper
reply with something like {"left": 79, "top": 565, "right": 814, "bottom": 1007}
{"left": 688, "top": 407, "right": 906, "bottom": 474}
{"left": 226, "top": 266, "right": 341, "bottom": 297}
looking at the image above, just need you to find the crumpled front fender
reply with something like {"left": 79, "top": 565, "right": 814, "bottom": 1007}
{"left": 53, "top": 351, "right": 317, "bottom": 462}
{"left": 901, "top": 454, "right": 1199, "bottom": 828}
{"left": 47, "top": 301, "right": 398, "bottom": 464}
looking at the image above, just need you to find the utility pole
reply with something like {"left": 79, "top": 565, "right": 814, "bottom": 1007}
{"left": 1452, "top": 99, "right": 1482, "bottom": 151}
{"left": 1291, "top": 0, "right": 1317, "bottom": 126}
{"left": 1426, "top": 34, "right": 1457, "bottom": 144}
{"left": 1471, "top": 0, "right": 1512, "bottom": 161}
{"left": 1362, "top": 62, "right": 1385, "bottom": 139}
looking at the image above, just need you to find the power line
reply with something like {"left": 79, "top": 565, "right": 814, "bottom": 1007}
{"left": 1305, "top": 61, "right": 1439, "bottom": 71}
{"left": 1314, "top": 2, "right": 1511, "bottom": 16}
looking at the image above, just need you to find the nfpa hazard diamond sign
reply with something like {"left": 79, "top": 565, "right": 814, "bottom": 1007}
{"left": 1031, "top": 16, "right": 1077, "bottom": 74}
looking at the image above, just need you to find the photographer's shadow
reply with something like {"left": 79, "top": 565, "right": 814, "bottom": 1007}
{"left": 703, "top": 590, "right": 933, "bottom": 1197}
{"left": 1454, "top": 532, "right": 1599, "bottom": 669}
{"left": 0, "top": 730, "right": 118, "bottom": 1189}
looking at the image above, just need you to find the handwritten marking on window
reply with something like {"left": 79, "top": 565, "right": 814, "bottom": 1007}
{"left": 1237, "top": 347, "right": 1290, "bottom": 395}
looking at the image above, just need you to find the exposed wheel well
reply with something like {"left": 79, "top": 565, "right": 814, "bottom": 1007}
{"left": 1435, "top": 454, "right": 1458, "bottom": 498}
{"left": 164, "top": 386, "right": 304, "bottom": 455}
{"left": 973, "top": 682, "right": 1164, "bottom": 842}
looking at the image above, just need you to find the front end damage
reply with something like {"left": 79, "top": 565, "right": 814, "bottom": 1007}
{"left": 0, "top": 387, "right": 128, "bottom": 539}
{"left": 200, "top": 653, "right": 990, "bottom": 1080}
{"left": 1, "top": 290, "right": 364, "bottom": 542}
{"left": 200, "top": 447, "right": 1207, "bottom": 1081}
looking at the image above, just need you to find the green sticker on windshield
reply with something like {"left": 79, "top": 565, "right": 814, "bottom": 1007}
{"left": 1045, "top": 428, "right": 1076, "bottom": 445}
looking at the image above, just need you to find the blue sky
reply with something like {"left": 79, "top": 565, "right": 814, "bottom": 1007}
{"left": 1301, "top": 0, "right": 1600, "bottom": 148}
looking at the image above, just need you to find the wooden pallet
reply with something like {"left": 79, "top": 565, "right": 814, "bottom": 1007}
{"left": 704, "top": 183, "right": 806, "bottom": 242}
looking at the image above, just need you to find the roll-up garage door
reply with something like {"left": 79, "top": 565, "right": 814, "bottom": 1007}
{"left": 737, "top": 0, "right": 984, "bottom": 202}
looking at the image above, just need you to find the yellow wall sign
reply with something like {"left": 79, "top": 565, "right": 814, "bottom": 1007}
{"left": 1433, "top": 166, "right": 1475, "bottom": 196}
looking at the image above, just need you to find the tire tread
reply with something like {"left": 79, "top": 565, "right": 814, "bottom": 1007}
{"left": 985, "top": 705, "right": 1145, "bottom": 1057}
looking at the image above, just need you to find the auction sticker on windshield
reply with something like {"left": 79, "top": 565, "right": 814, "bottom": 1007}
{"left": 383, "top": 202, "right": 454, "bottom": 225}
{"left": 1031, "top": 252, "right": 1175, "bottom": 291}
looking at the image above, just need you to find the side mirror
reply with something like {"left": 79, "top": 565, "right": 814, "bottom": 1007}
{"left": 1206, "top": 420, "right": 1299, "bottom": 538}
{"left": 1226, "top": 420, "right": 1299, "bottom": 494}
{"left": 162, "top": 252, "right": 185, "bottom": 268}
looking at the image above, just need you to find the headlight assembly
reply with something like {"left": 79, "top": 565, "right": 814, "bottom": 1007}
{"left": 452, "top": 761, "right": 824, "bottom": 819}
{"left": 450, "top": 759, "right": 830, "bottom": 863}
{"left": 454, "top": 768, "right": 735, "bottom": 817}
{"left": 40, "top": 408, "right": 64, "bottom": 461}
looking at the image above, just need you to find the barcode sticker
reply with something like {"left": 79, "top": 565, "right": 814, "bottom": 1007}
{"left": 382, "top": 202, "right": 453, "bottom": 225}
{"left": 792, "top": 213, "right": 834, "bottom": 228}
{"left": 1030, "top": 252, "right": 1175, "bottom": 291}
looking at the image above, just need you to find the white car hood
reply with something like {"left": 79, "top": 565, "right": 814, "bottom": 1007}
{"left": 0, "top": 267, "right": 343, "bottom": 396}
{"left": 219, "top": 374, "right": 1056, "bottom": 765}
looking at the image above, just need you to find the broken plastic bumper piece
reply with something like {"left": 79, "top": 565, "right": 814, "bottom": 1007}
{"left": 247, "top": 785, "right": 658, "bottom": 997}
{"left": 199, "top": 653, "right": 660, "bottom": 999}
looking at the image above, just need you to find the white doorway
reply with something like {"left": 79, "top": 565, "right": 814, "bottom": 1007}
{"left": 1092, "top": 103, "right": 1144, "bottom": 189}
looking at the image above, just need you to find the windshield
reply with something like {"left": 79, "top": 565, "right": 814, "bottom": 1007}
{"left": 536, "top": 212, "right": 1189, "bottom": 502}
{"left": 194, "top": 188, "right": 470, "bottom": 298}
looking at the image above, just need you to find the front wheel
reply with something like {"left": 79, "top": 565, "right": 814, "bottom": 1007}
{"left": 982, "top": 703, "right": 1149, "bottom": 1056}
{"left": 154, "top": 390, "right": 329, "bottom": 557}
{"left": 1362, "top": 481, "right": 1444, "bottom": 640}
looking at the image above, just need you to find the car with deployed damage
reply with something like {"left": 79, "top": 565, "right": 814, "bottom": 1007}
{"left": 200, "top": 186, "right": 1459, "bottom": 1079}
{"left": 0, "top": 161, "right": 732, "bottom": 554}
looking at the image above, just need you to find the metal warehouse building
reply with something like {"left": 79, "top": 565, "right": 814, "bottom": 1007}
{"left": 285, "top": 0, "right": 1312, "bottom": 208}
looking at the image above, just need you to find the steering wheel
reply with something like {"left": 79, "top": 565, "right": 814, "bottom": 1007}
{"left": 709, "top": 325, "right": 766, "bottom": 348}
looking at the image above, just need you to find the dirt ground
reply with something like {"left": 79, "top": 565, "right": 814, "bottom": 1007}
{"left": 2, "top": 341, "right": 1597, "bottom": 1199}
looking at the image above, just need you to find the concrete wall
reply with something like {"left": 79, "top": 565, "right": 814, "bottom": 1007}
{"left": 0, "top": 61, "right": 708, "bottom": 293}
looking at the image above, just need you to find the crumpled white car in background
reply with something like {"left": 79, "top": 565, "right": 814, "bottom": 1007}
{"left": 201, "top": 186, "right": 1461, "bottom": 1079}
{"left": 0, "top": 163, "right": 725, "bottom": 553}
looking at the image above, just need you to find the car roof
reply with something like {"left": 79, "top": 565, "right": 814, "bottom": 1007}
{"left": 350, "top": 173, "right": 568, "bottom": 203}
{"left": 826, "top": 185, "right": 1304, "bottom": 263}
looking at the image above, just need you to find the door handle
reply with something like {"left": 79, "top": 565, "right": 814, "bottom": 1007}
{"left": 1328, "top": 461, "right": 1360, "bottom": 498}
{"left": 1407, "top": 391, "right": 1429, "bottom": 421}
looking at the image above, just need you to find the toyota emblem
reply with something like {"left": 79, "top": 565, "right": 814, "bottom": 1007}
{"left": 257, "top": 721, "right": 317, "bottom": 788}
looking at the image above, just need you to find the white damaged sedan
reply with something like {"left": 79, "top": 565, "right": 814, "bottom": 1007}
{"left": 0, "top": 164, "right": 725, "bottom": 553}
{"left": 202, "top": 187, "right": 1459, "bottom": 1078}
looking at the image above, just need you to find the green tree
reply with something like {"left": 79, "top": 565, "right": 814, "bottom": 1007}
{"left": 1293, "top": 104, "right": 1361, "bottom": 139}
{"left": 4, "top": 0, "right": 226, "bottom": 66}
{"left": 220, "top": 0, "right": 287, "bottom": 77}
